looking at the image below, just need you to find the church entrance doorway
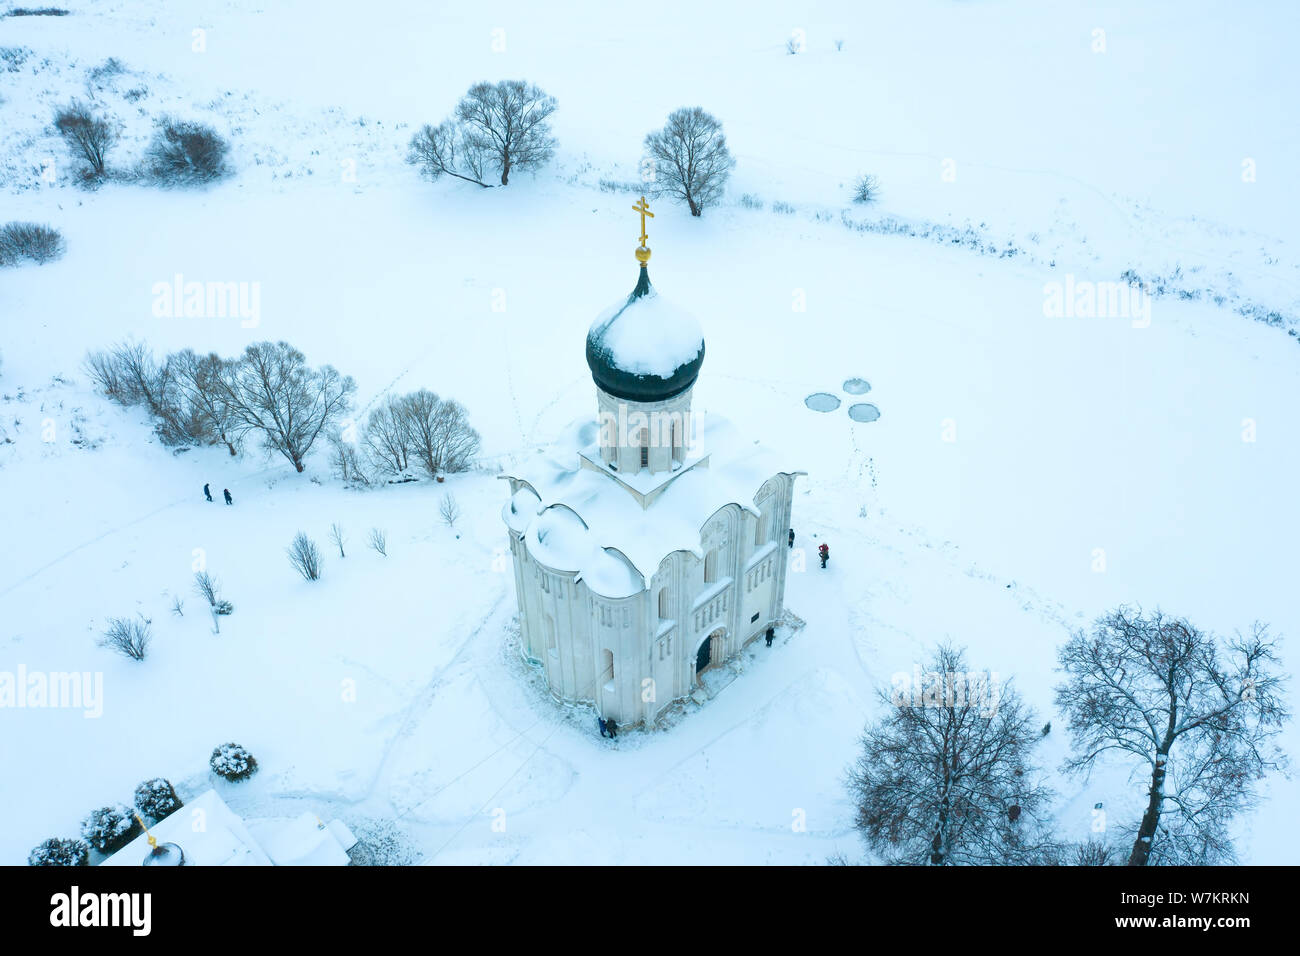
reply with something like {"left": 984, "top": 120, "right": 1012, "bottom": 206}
{"left": 695, "top": 628, "right": 725, "bottom": 676}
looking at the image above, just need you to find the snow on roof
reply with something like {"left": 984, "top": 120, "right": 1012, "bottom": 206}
{"left": 527, "top": 504, "right": 643, "bottom": 599}
{"left": 100, "top": 789, "right": 273, "bottom": 867}
{"left": 505, "top": 414, "right": 796, "bottom": 592}
{"left": 255, "top": 812, "right": 355, "bottom": 866}
{"left": 588, "top": 288, "right": 704, "bottom": 378}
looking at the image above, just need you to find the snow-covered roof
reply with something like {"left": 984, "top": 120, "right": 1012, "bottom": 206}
{"left": 101, "top": 789, "right": 273, "bottom": 867}
{"left": 503, "top": 415, "right": 797, "bottom": 594}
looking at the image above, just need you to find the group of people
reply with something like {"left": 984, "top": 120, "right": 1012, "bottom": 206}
{"left": 597, "top": 717, "right": 619, "bottom": 738}
{"left": 203, "top": 483, "right": 233, "bottom": 505}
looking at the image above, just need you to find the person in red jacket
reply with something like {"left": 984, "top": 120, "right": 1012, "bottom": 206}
{"left": 818, "top": 542, "right": 829, "bottom": 569}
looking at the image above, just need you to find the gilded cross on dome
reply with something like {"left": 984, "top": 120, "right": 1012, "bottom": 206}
{"left": 632, "top": 195, "right": 654, "bottom": 266}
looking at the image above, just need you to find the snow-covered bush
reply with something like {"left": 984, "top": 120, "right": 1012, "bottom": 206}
{"left": 287, "top": 532, "right": 321, "bottom": 581}
{"left": 144, "top": 117, "right": 230, "bottom": 185}
{"left": 28, "top": 837, "right": 89, "bottom": 866}
{"left": 193, "top": 570, "right": 232, "bottom": 614}
{"left": 0, "top": 222, "right": 66, "bottom": 265}
{"left": 132, "top": 778, "right": 182, "bottom": 824}
{"left": 99, "top": 614, "right": 151, "bottom": 661}
{"left": 210, "top": 742, "right": 259, "bottom": 782}
{"left": 643, "top": 107, "right": 735, "bottom": 217}
{"left": 852, "top": 174, "right": 880, "bottom": 205}
{"left": 80, "top": 804, "right": 140, "bottom": 853}
{"left": 53, "top": 100, "right": 118, "bottom": 180}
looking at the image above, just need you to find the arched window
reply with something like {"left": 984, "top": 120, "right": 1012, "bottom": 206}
{"left": 600, "top": 649, "right": 614, "bottom": 687}
{"left": 754, "top": 510, "right": 768, "bottom": 546}
{"left": 658, "top": 587, "right": 671, "bottom": 618}
{"left": 704, "top": 548, "right": 719, "bottom": 584}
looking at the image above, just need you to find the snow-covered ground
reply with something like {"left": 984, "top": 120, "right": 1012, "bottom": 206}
{"left": 1, "top": 0, "right": 1298, "bottom": 865}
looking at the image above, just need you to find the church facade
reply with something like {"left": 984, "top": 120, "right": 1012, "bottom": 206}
{"left": 500, "top": 201, "right": 802, "bottom": 728}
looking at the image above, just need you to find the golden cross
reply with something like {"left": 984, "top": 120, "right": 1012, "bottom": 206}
{"left": 632, "top": 196, "right": 654, "bottom": 247}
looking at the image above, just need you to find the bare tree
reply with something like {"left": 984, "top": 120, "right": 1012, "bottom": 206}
{"left": 328, "top": 429, "right": 370, "bottom": 485}
{"left": 220, "top": 341, "right": 355, "bottom": 473}
{"left": 170, "top": 596, "right": 184, "bottom": 617}
{"left": 407, "top": 80, "right": 557, "bottom": 187}
{"left": 170, "top": 349, "right": 241, "bottom": 456}
{"left": 848, "top": 643, "right": 1053, "bottom": 865}
{"left": 456, "top": 80, "right": 557, "bottom": 185}
{"left": 439, "top": 492, "right": 460, "bottom": 529}
{"left": 287, "top": 532, "right": 322, "bottom": 581}
{"left": 399, "top": 390, "right": 481, "bottom": 478}
{"left": 329, "top": 522, "right": 346, "bottom": 558}
{"left": 406, "top": 120, "right": 493, "bottom": 189}
{"left": 368, "top": 527, "right": 387, "bottom": 557}
{"left": 1056, "top": 607, "right": 1289, "bottom": 866}
{"left": 361, "top": 396, "right": 414, "bottom": 476}
{"left": 100, "top": 615, "right": 151, "bottom": 661}
{"left": 53, "top": 101, "right": 118, "bottom": 179}
{"left": 643, "top": 107, "right": 735, "bottom": 217}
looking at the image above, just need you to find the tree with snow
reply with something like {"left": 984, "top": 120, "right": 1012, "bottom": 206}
{"left": 1055, "top": 607, "right": 1289, "bottom": 865}
{"left": 848, "top": 643, "right": 1053, "bottom": 865}
{"left": 643, "top": 107, "right": 735, "bottom": 217}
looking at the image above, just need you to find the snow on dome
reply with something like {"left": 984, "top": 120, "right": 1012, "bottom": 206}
{"left": 527, "top": 504, "right": 642, "bottom": 599}
{"left": 586, "top": 285, "right": 705, "bottom": 402}
{"left": 588, "top": 290, "right": 703, "bottom": 378}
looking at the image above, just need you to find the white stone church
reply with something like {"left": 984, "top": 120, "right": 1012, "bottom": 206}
{"left": 500, "top": 205, "right": 802, "bottom": 728}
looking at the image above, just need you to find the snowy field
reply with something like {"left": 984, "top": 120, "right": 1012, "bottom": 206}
{"left": 2, "top": 0, "right": 1298, "bottom": 865}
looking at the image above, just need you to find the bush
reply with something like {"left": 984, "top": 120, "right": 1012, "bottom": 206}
{"left": 145, "top": 118, "right": 230, "bottom": 184}
{"left": 738, "top": 193, "right": 763, "bottom": 210}
{"left": 210, "top": 742, "right": 258, "bottom": 782}
{"left": 852, "top": 174, "right": 880, "bottom": 205}
{"left": 133, "top": 778, "right": 182, "bottom": 824}
{"left": 80, "top": 804, "right": 140, "bottom": 854}
{"left": 99, "top": 614, "right": 151, "bottom": 661}
{"left": 287, "top": 532, "right": 321, "bottom": 581}
{"left": 28, "top": 837, "right": 89, "bottom": 866}
{"left": 0, "top": 221, "right": 66, "bottom": 266}
{"left": 368, "top": 527, "right": 387, "bottom": 556}
{"left": 53, "top": 100, "right": 118, "bottom": 179}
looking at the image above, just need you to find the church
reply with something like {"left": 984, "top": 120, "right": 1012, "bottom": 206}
{"left": 500, "top": 198, "right": 803, "bottom": 729}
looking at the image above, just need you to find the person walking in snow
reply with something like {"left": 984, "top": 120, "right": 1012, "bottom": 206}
{"left": 818, "top": 542, "right": 829, "bottom": 569}
{"left": 765, "top": 627, "right": 775, "bottom": 647}
{"left": 788, "top": 528, "right": 795, "bottom": 549}
{"left": 598, "top": 717, "right": 608, "bottom": 738}
{"left": 223, "top": 488, "right": 233, "bottom": 506}
{"left": 204, "top": 483, "right": 213, "bottom": 502}
{"left": 606, "top": 718, "right": 618, "bottom": 739}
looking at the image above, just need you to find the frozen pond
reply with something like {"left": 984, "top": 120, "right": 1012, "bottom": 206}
{"left": 805, "top": 393, "right": 841, "bottom": 412}
{"left": 847, "top": 403, "right": 880, "bottom": 422}
{"left": 843, "top": 378, "right": 871, "bottom": 395}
